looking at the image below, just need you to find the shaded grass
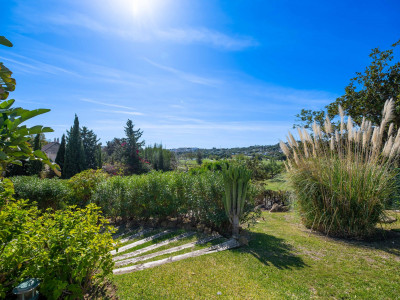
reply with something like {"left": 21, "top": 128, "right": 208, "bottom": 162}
{"left": 113, "top": 211, "right": 400, "bottom": 299}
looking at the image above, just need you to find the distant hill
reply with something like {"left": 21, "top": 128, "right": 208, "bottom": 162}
{"left": 170, "top": 144, "right": 284, "bottom": 160}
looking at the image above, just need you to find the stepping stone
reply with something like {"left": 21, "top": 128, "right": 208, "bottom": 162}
{"left": 111, "top": 230, "right": 172, "bottom": 255}
{"left": 114, "top": 234, "right": 221, "bottom": 267}
{"left": 116, "top": 228, "right": 153, "bottom": 244}
{"left": 113, "top": 231, "right": 196, "bottom": 262}
{"left": 113, "top": 238, "right": 240, "bottom": 275}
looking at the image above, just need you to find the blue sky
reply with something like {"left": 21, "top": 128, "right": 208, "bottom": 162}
{"left": 1, "top": 0, "right": 399, "bottom": 148}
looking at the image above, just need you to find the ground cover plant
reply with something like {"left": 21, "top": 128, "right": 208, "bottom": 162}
{"left": 281, "top": 99, "right": 400, "bottom": 239}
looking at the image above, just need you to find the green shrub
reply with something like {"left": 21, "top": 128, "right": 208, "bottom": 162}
{"left": 0, "top": 179, "right": 41, "bottom": 298}
{"left": 282, "top": 100, "right": 399, "bottom": 239}
{"left": 92, "top": 171, "right": 258, "bottom": 232}
{"left": 68, "top": 169, "right": 109, "bottom": 207}
{"left": 0, "top": 182, "right": 115, "bottom": 299}
{"left": 11, "top": 176, "right": 71, "bottom": 210}
{"left": 35, "top": 204, "right": 115, "bottom": 299}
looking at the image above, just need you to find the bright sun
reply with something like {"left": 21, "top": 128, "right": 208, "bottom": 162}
{"left": 118, "top": 0, "right": 165, "bottom": 21}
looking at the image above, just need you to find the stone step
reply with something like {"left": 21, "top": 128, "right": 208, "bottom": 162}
{"left": 111, "top": 230, "right": 172, "bottom": 255}
{"left": 113, "top": 231, "right": 196, "bottom": 262}
{"left": 115, "top": 228, "right": 154, "bottom": 244}
{"left": 114, "top": 234, "right": 221, "bottom": 267}
{"left": 113, "top": 238, "right": 240, "bottom": 275}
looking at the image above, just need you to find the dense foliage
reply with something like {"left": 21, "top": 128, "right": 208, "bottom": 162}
{"left": 11, "top": 170, "right": 259, "bottom": 233}
{"left": 67, "top": 169, "right": 109, "bottom": 207}
{"left": 0, "top": 179, "right": 114, "bottom": 299}
{"left": 283, "top": 100, "right": 399, "bottom": 238}
{"left": 81, "top": 126, "right": 101, "bottom": 170}
{"left": 12, "top": 176, "right": 71, "bottom": 210}
{"left": 92, "top": 170, "right": 258, "bottom": 232}
{"left": 63, "top": 115, "right": 86, "bottom": 179}
{"left": 142, "top": 144, "right": 176, "bottom": 171}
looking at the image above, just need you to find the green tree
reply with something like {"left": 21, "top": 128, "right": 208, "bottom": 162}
{"left": 96, "top": 144, "right": 102, "bottom": 169}
{"left": 122, "top": 119, "right": 144, "bottom": 174}
{"left": 63, "top": 115, "right": 86, "bottom": 179}
{"left": 295, "top": 40, "right": 400, "bottom": 129}
{"left": 55, "top": 134, "right": 66, "bottom": 172}
{"left": 81, "top": 126, "right": 100, "bottom": 169}
{"left": 27, "top": 134, "right": 43, "bottom": 175}
{"left": 196, "top": 149, "right": 203, "bottom": 165}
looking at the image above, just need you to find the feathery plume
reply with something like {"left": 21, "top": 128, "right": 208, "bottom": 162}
{"left": 288, "top": 132, "right": 298, "bottom": 148}
{"left": 297, "top": 127, "right": 304, "bottom": 143}
{"left": 324, "top": 116, "right": 332, "bottom": 134}
{"left": 280, "top": 141, "right": 290, "bottom": 157}
{"left": 388, "top": 123, "right": 394, "bottom": 138}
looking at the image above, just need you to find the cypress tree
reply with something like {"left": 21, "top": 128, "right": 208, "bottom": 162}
{"left": 27, "top": 134, "right": 43, "bottom": 175}
{"left": 63, "top": 115, "right": 86, "bottom": 179}
{"left": 55, "top": 134, "right": 66, "bottom": 172}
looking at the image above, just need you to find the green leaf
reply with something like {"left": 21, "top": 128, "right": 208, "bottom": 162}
{"left": 0, "top": 36, "right": 13, "bottom": 47}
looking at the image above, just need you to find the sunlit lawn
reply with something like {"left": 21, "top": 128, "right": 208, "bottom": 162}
{"left": 112, "top": 211, "right": 400, "bottom": 299}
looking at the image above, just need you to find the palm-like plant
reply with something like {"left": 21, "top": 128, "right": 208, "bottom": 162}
{"left": 222, "top": 163, "right": 252, "bottom": 237}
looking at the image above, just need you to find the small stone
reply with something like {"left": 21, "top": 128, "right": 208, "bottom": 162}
{"left": 217, "top": 291, "right": 222, "bottom": 295}
{"left": 269, "top": 203, "right": 282, "bottom": 212}
{"left": 380, "top": 215, "right": 397, "bottom": 224}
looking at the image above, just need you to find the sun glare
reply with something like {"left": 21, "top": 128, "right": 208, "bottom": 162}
{"left": 118, "top": 0, "right": 165, "bottom": 21}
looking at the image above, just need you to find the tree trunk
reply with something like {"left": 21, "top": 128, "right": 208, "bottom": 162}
{"left": 232, "top": 215, "right": 240, "bottom": 238}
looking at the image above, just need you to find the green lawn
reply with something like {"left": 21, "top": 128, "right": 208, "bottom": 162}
{"left": 263, "top": 173, "right": 290, "bottom": 191}
{"left": 112, "top": 211, "right": 400, "bottom": 299}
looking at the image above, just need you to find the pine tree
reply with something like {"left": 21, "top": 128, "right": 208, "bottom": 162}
{"left": 81, "top": 126, "right": 99, "bottom": 169}
{"left": 63, "top": 115, "right": 86, "bottom": 179}
{"left": 27, "top": 134, "right": 43, "bottom": 175}
{"left": 55, "top": 134, "right": 66, "bottom": 172}
{"left": 123, "top": 119, "right": 144, "bottom": 174}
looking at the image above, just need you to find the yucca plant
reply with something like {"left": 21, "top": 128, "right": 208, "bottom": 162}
{"left": 222, "top": 163, "right": 252, "bottom": 237}
{"left": 281, "top": 99, "right": 399, "bottom": 239}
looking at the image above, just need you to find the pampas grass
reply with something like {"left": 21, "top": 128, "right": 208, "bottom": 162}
{"left": 282, "top": 99, "right": 398, "bottom": 239}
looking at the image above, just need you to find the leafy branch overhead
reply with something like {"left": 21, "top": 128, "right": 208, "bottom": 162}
{"left": 0, "top": 37, "right": 60, "bottom": 175}
{"left": 0, "top": 36, "right": 15, "bottom": 100}
{"left": 294, "top": 40, "right": 400, "bottom": 130}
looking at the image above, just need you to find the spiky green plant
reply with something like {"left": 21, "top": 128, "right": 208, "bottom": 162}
{"left": 281, "top": 99, "right": 399, "bottom": 239}
{"left": 222, "top": 163, "right": 252, "bottom": 237}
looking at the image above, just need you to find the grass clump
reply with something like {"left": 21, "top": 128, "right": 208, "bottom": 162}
{"left": 282, "top": 99, "right": 400, "bottom": 239}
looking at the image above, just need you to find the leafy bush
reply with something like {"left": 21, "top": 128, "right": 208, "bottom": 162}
{"left": 0, "top": 180, "right": 115, "bottom": 299}
{"left": 189, "top": 161, "right": 224, "bottom": 174}
{"left": 0, "top": 179, "right": 41, "bottom": 298}
{"left": 282, "top": 100, "right": 399, "bottom": 239}
{"left": 11, "top": 176, "right": 71, "bottom": 210}
{"left": 92, "top": 171, "right": 258, "bottom": 232}
{"left": 68, "top": 169, "right": 109, "bottom": 207}
{"left": 35, "top": 204, "right": 115, "bottom": 299}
